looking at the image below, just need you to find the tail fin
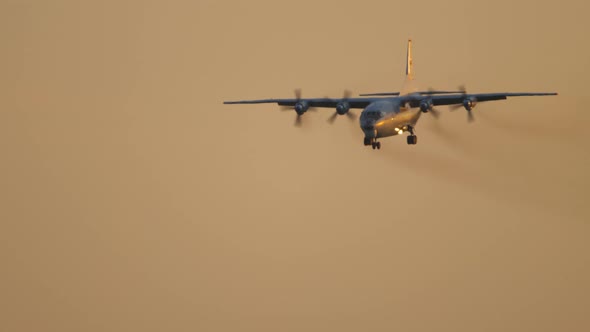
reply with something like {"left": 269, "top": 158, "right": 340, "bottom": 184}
{"left": 405, "top": 39, "right": 413, "bottom": 80}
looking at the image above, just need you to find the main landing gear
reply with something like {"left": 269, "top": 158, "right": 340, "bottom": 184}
{"left": 364, "top": 125, "right": 418, "bottom": 149}
{"left": 406, "top": 125, "right": 418, "bottom": 145}
{"left": 364, "top": 137, "right": 381, "bottom": 149}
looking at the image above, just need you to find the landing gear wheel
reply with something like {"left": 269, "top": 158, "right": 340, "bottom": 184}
{"left": 372, "top": 143, "right": 376, "bottom": 150}
{"left": 406, "top": 135, "right": 418, "bottom": 145}
{"left": 376, "top": 142, "right": 381, "bottom": 149}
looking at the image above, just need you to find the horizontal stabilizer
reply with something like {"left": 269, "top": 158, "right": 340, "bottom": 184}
{"left": 359, "top": 90, "right": 466, "bottom": 97}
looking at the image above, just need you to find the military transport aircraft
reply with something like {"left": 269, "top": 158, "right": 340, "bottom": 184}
{"left": 224, "top": 40, "right": 557, "bottom": 149}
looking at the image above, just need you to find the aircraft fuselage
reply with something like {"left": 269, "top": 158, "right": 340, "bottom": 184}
{"left": 360, "top": 100, "right": 422, "bottom": 139}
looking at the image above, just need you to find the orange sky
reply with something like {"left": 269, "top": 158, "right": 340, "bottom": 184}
{"left": 1, "top": 1, "right": 589, "bottom": 331}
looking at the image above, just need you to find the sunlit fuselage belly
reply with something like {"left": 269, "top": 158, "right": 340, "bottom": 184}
{"left": 360, "top": 100, "right": 422, "bottom": 138}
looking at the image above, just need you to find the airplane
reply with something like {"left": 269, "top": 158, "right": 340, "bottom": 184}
{"left": 224, "top": 40, "right": 557, "bottom": 149}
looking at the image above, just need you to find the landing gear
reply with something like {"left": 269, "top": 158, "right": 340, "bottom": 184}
{"left": 406, "top": 125, "right": 418, "bottom": 145}
{"left": 364, "top": 137, "right": 381, "bottom": 149}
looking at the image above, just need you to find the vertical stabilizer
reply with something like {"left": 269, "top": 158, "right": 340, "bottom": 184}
{"left": 405, "top": 39, "right": 413, "bottom": 80}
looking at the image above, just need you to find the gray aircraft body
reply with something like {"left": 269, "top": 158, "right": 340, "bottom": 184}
{"left": 224, "top": 40, "right": 557, "bottom": 149}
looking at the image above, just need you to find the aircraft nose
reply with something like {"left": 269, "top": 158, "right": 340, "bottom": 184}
{"left": 361, "top": 119, "right": 375, "bottom": 131}
{"left": 361, "top": 123, "right": 376, "bottom": 138}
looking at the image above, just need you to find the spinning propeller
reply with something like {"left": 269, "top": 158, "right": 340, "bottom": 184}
{"left": 327, "top": 90, "right": 356, "bottom": 124}
{"left": 419, "top": 87, "right": 446, "bottom": 119}
{"left": 448, "top": 85, "right": 476, "bottom": 123}
{"left": 280, "top": 89, "right": 316, "bottom": 127}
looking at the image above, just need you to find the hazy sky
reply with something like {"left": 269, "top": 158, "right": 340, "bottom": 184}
{"left": 1, "top": 1, "right": 589, "bottom": 331}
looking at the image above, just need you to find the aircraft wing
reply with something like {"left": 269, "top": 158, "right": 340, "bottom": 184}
{"left": 224, "top": 97, "right": 376, "bottom": 109}
{"left": 406, "top": 92, "right": 558, "bottom": 107}
{"left": 358, "top": 92, "right": 401, "bottom": 96}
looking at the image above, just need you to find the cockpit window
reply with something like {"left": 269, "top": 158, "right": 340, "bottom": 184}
{"left": 362, "top": 111, "right": 383, "bottom": 120}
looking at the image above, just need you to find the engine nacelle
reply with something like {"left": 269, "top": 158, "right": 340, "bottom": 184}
{"left": 294, "top": 101, "right": 309, "bottom": 115}
{"left": 463, "top": 98, "right": 476, "bottom": 111}
{"left": 420, "top": 100, "right": 432, "bottom": 113}
{"left": 336, "top": 101, "right": 350, "bottom": 115}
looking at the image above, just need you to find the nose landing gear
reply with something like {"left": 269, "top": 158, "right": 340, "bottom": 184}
{"left": 364, "top": 137, "right": 381, "bottom": 150}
